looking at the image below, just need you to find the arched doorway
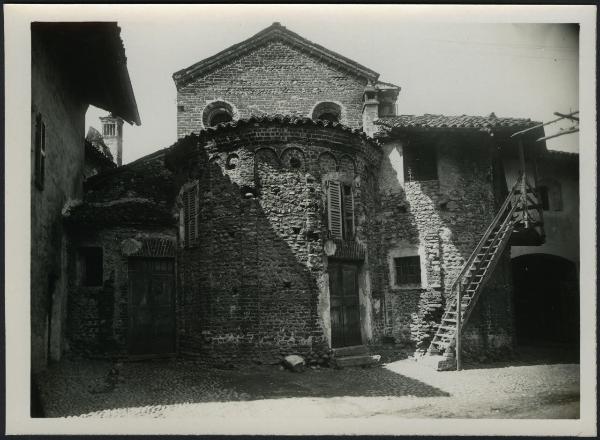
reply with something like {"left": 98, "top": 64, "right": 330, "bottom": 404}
{"left": 512, "top": 254, "right": 579, "bottom": 345}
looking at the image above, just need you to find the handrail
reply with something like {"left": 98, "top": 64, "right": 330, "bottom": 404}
{"left": 449, "top": 173, "right": 523, "bottom": 296}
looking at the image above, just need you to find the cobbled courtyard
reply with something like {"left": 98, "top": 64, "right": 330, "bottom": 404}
{"left": 35, "top": 345, "right": 579, "bottom": 420}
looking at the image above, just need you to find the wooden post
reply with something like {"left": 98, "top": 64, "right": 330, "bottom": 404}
{"left": 518, "top": 140, "right": 529, "bottom": 228}
{"left": 456, "top": 286, "right": 462, "bottom": 371}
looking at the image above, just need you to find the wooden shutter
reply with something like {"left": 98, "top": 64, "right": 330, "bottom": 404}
{"left": 183, "top": 183, "right": 198, "bottom": 247}
{"left": 327, "top": 180, "right": 343, "bottom": 240}
{"left": 343, "top": 185, "right": 355, "bottom": 239}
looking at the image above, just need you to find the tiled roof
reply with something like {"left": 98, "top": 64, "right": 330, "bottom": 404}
{"left": 376, "top": 114, "right": 539, "bottom": 132}
{"left": 198, "top": 113, "right": 374, "bottom": 140}
{"left": 65, "top": 149, "right": 176, "bottom": 228}
{"left": 173, "top": 22, "right": 380, "bottom": 87}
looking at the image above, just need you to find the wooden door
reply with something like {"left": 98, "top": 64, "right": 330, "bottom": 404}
{"left": 128, "top": 258, "right": 175, "bottom": 356}
{"left": 329, "top": 261, "right": 362, "bottom": 347}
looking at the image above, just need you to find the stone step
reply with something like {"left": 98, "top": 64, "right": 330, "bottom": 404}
{"left": 332, "top": 345, "right": 369, "bottom": 357}
{"left": 334, "top": 354, "right": 379, "bottom": 368}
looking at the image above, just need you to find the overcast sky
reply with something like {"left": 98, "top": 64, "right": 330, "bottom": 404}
{"left": 84, "top": 7, "right": 579, "bottom": 164}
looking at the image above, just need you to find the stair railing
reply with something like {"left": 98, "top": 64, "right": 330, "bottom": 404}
{"left": 429, "top": 173, "right": 525, "bottom": 366}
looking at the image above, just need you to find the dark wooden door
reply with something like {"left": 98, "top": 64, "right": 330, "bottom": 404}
{"left": 329, "top": 261, "right": 362, "bottom": 347}
{"left": 128, "top": 258, "right": 175, "bottom": 356}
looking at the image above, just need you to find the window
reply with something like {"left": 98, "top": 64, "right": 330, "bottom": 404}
{"left": 103, "top": 123, "right": 116, "bottom": 137}
{"left": 208, "top": 109, "right": 233, "bottom": 127}
{"left": 537, "top": 180, "right": 562, "bottom": 211}
{"left": 182, "top": 183, "right": 199, "bottom": 247}
{"left": 312, "top": 102, "right": 341, "bottom": 124}
{"left": 539, "top": 186, "right": 550, "bottom": 211}
{"left": 327, "top": 181, "right": 355, "bottom": 240}
{"left": 34, "top": 113, "right": 46, "bottom": 190}
{"left": 394, "top": 256, "right": 421, "bottom": 285}
{"left": 80, "top": 247, "right": 103, "bottom": 286}
{"left": 202, "top": 101, "right": 236, "bottom": 128}
{"left": 404, "top": 143, "right": 438, "bottom": 181}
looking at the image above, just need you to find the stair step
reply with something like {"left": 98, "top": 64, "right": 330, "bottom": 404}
{"left": 334, "top": 354, "right": 379, "bottom": 368}
{"left": 437, "top": 325, "right": 458, "bottom": 331}
{"left": 333, "top": 345, "right": 369, "bottom": 357}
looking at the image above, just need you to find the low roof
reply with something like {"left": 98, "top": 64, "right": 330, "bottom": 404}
{"left": 376, "top": 113, "right": 539, "bottom": 132}
{"left": 173, "top": 22, "right": 384, "bottom": 88}
{"left": 32, "top": 22, "right": 140, "bottom": 125}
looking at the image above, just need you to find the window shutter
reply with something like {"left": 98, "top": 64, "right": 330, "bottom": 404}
{"left": 343, "top": 185, "right": 355, "bottom": 239}
{"left": 183, "top": 184, "right": 198, "bottom": 247}
{"left": 327, "top": 180, "right": 343, "bottom": 240}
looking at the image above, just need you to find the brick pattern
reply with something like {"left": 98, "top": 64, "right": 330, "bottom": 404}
{"left": 176, "top": 41, "right": 367, "bottom": 137}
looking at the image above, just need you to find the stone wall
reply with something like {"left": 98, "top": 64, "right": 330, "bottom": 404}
{"left": 176, "top": 40, "right": 367, "bottom": 137}
{"left": 168, "top": 122, "right": 381, "bottom": 365}
{"left": 374, "top": 134, "right": 515, "bottom": 356}
{"left": 67, "top": 227, "right": 176, "bottom": 356}
{"left": 31, "top": 34, "right": 88, "bottom": 372}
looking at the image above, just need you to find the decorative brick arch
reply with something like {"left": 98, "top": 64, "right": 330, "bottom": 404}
{"left": 318, "top": 152, "right": 338, "bottom": 174}
{"left": 202, "top": 99, "right": 239, "bottom": 129}
{"left": 255, "top": 147, "right": 281, "bottom": 169}
{"left": 339, "top": 154, "right": 357, "bottom": 176}
{"left": 310, "top": 101, "right": 345, "bottom": 124}
{"left": 280, "top": 147, "right": 306, "bottom": 171}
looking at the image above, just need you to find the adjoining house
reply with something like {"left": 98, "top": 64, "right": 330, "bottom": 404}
{"left": 62, "top": 22, "right": 578, "bottom": 369}
{"left": 30, "top": 22, "right": 140, "bottom": 373}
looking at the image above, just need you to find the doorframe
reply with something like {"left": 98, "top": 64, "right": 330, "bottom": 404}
{"left": 126, "top": 256, "right": 177, "bottom": 359}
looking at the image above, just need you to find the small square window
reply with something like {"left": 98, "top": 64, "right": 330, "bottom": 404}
{"left": 404, "top": 143, "right": 438, "bottom": 181}
{"left": 394, "top": 256, "right": 421, "bottom": 285}
{"left": 80, "top": 247, "right": 103, "bottom": 286}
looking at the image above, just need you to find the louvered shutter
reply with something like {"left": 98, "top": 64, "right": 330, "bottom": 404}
{"left": 183, "top": 184, "right": 198, "bottom": 247}
{"left": 327, "top": 180, "right": 343, "bottom": 240}
{"left": 343, "top": 185, "right": 355, "bottom": 239}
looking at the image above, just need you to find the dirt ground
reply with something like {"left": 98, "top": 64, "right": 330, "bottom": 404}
{"left": 35, "top": 345, "right": 579, "bottom": 420}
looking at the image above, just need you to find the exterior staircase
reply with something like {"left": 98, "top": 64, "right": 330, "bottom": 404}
{"left": 332, "top": 345, "right": 380, "bottom": 368}
{"left": 426, "top": 174, "right": 544, "bottom": 366}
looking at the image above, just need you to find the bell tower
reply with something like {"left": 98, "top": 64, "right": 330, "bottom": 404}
{"left": 100, "top": 114, "right": 124, "bottom": 166}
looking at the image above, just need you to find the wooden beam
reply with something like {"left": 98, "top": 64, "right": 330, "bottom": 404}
{"left": 511, "top": 110, "right": 579, "bottom": 138}
{"left": 553, "top": 111, "right": 579, "bottom": 122}
{"left": 536, "top": 127, "right": 579, "bottom": 142}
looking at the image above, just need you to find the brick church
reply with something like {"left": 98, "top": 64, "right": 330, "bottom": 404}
{"left": 60, "top": 23, "right": 579, "bottom": 370}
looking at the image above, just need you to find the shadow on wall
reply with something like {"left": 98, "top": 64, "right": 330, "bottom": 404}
{"left": 177, "top": 143, "right": 328, "bottom": 366}
{"left": 378, "top": 135, "right": 515, "bottom": 357}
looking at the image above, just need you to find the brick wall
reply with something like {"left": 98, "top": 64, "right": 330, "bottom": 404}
{"left": 168, "top": 122, "right": 381, "bottom": 365}
{"left": 68, "top": 227, "right": 176, "bottom": 356}
{"left": 31, "top": 35, "right": 88, "bottom": 372}
{"left": 176, "top": 40, "right": 367, "bottom": 137}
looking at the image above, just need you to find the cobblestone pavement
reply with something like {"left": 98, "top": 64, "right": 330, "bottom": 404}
{"left": 37, "top": 353, "right": 579, "bottom": 420}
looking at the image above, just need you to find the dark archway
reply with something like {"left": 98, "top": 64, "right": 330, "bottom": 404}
{"left": 512, "top": 254, "right": 579, "bottom": 345}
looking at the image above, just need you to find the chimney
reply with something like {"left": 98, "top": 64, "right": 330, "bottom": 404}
{"left": 362, "top": 82, "right": 379, "bottom": 138}
{"left": 100, "top": 114, "right": 124, "bottom": 166}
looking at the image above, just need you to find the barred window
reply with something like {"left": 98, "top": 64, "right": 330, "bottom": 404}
{"left": 394, "top": 256, "right": 421, "bottom": 285}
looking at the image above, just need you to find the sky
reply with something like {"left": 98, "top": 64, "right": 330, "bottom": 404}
{"left": 84, "top": 6, "right": 580, "bottom": 164}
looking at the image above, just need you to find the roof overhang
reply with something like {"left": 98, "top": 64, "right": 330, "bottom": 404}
{"left": 173, "top": 22, "right": 380, "bottom": 88}
{"left": 32, "top": 22, "right": 141, "bottom": 125}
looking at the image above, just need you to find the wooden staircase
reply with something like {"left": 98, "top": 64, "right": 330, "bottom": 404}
{"left": 427, "top": 174, "right": 544, "bottom": 361}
